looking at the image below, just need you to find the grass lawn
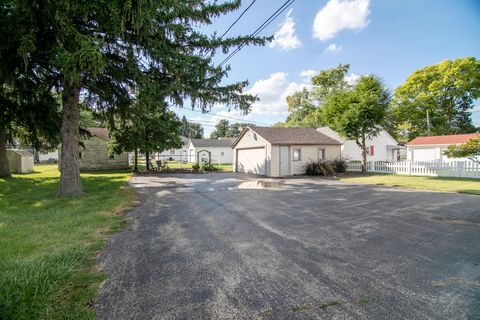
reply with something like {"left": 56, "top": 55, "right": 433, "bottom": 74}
{"left": 339, "top": 173, "right": 480, "bottom": 195}
{"left": 0, "top": 164, "right": 133, "bottom": 320}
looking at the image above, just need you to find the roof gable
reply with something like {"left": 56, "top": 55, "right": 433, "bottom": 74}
{"left": 406, "top": 133, "right": 480, "bottom": 146}
{"left": 189, "top": 138, "right": 235, "bottom": 148}
{"left": 233, "top": 126, "right": 341, "bottom": 147}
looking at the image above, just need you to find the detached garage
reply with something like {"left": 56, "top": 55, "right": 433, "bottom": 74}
{"left": 232, "top": 127, "right": 342, "bottom": 177}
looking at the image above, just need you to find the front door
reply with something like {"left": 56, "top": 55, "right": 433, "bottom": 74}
{"left": 280, "top": 146, "right": 289, "bottom": 176}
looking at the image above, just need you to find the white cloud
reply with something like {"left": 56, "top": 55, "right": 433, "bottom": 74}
{"left": 313, "top": 0, "right": 371, "bottom": 41}
{"left": 246, "top": 72, "right": 306, "bottom": 115}
{"left": 300, "top": 69, "right": 316, "bottom": 81}
{"left": 345, "top": 73, "right": 361, "bottom": 85}
{"left": 324, "top": 43, "right": 342, "bottom": 53}
{"left": 269, "top": 9, "right": 302, "bottom": 50}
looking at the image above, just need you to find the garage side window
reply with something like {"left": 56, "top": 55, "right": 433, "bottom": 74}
{"left": 318, "top": 148, "right": 325, "bottom": 160}
{"left": 293, "top": 149, "right": 301, "bottom": 161}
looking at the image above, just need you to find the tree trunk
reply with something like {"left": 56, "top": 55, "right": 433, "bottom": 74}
{"left": 358, "top": 134, "right": 367, "bottom": 174}
{"left": 133, "top": 147, "right": 138, "bottom": 172}
{"left": 0, "top": 126, "right": 10, "bottom": 178}
{"left": 58, "top": 81, "right": 83, "bottom": 196}
{"left": 145, "top": 151, "right": 150, "bottom": 171}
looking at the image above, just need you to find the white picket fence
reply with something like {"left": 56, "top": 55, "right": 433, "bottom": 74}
{"left": 347, "top": 160, "right": 480, "bottom": 178}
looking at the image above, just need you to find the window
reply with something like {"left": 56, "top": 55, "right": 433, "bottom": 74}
{"left": 318, "top": 148, "right": 325, "bottom": 160}
{"left": 370, "top": 146, "right": 374, "bottom": 156}
{"left": 221, "top": 152, "right": 224, "bottom": 156}
{"left": 79, "top": 152, "right": 83, "bottom": 159}
{"left": 109, "top": 154, "right": 115, "bottom": 159}
{"left": 293, "top": 149, "right": 301, "bottom": 161}
{"left": 170, "top": 149, "right": 175, "bottom": 155}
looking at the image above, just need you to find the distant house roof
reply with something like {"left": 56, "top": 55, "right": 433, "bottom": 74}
{"left": 233, "top": 127, "right": 341, "bottom": 147}
{"left": 86, "top": 127, "right": 109, "bottom": 140}
{"left": 189, "top": 138, "right": 235, "bottom": 148}
{"left": 406, "top": 133, "right": 480, "bottom": 146}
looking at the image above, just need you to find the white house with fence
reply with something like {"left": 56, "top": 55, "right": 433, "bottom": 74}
{"left": 347, "top": 133, "right": 480, "bottom": 179}
{"left": 405, "top": 133, "right": 480, "bottom": 162}
{"left": 187, "top": 138, "right": 235, "bottom": 164}
{"left": 317, "top": 126, "right": 405, "bottom": 162}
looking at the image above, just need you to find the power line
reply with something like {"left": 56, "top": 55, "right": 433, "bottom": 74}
{"left": 218, "top": 0, "right": 296, "bottom": 67}
{"left": 219, "top": 0, "right": 257, "bottom": 39}
{"left": 179, "top": 106, "right": 271, "bottom": 126}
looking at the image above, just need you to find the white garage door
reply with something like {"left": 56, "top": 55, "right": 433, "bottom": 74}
{"left": 237, "top": 148, "right": 266, "bottom": 175}
{"left": 413, "top": 148, "right": 436, "bottom": 161}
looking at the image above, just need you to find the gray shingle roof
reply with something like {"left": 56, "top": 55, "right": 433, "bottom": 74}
{"left": 248, "top": 127, "right": 342, "bottom": 145}
{"left": 190, "top": 138, "right": 235, "bottom": 148}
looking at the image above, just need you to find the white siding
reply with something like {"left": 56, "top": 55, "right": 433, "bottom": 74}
{"left": 290, "top": 145, "right": 341, "bottom": 175}
{"left": 188, "top": 144, "right": 233, "bottom": 163}
{"left": 233, "top": 128, "right": 272, "bottom": 175}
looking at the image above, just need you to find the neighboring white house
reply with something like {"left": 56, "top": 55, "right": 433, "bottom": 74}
{"left": 155, "top": 136, "right": 190, "bottom": 161}
{"left": 232, "top": 126, "right": 342, "bottom": 177}
{"left": 406, "top": 133, "right": 480, "bottom": 162}
{"left": 37, "top": 150, "right": 59, "bottom": 162}
{"left": 187, "top": 138, "right": 235, "bottom": 164}
{"left": 317, "top": 126, "right": 404, "bottom": 162}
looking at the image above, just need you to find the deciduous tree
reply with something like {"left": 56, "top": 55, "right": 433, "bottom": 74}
{"left": 444, "top": 137, "right": 480, "bottom": 164}
{"left": 392, "top": 57, "right": 480, "bottom": 141}
{"left": 323, "top": 75, "right": 390, "bottom": 173}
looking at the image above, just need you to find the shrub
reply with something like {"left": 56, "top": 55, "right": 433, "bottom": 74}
{"left": 332, "top": 158, "right": 347, "bottom": 173}
{"left": 306, "top": 160, "right": 336, "bottom": 176}
{"left": 192, "top": 163, "right": 200, "bottom": 172}
{"left": 201, "top": 163, "right": 218, "bottom": 171}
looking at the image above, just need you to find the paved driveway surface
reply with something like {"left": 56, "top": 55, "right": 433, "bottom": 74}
{"left": 96, "top": 173, "right": 480, "bottom": 320}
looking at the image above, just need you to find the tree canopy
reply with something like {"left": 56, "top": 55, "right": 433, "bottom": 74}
{"left": 277, "top": 64, "right": 351, "bottom": 128}
{"left": 392, "top": 57, "right": 480, "bottom": 141}
{"left": 323, "top": 75, "right": 390, "bottom": 172}
{"left": 210, "top": 120, "right": 253, "bottom": 138}
{"left": 180, "top": 116, "right": 204, "bottom": 139}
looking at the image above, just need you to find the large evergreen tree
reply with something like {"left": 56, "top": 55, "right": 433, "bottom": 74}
{"left": 5, "top": 0, "right": 267, "bottom": 195}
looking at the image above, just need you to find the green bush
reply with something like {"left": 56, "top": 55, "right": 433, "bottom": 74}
{"left": 192, "top": 163, "right": 200, "bottom": 172}
{"left": 306, "top": 160, "right": 336, "bottom": 176}
{"left": 332, "top": 158, "right": 348, "bottom": 173}
{"left": 201, "top": 163, "right": 218, "bottom": 171}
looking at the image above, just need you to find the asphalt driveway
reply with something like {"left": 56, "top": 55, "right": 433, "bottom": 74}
{"left": 96, "top": 173, "right": 480, "bottom": 319}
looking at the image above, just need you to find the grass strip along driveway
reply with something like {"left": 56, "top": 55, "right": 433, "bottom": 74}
{"left": 339, "top": 174, "right": 480, "bottom": 195}
{"left": 0, "top": 165, "right": 133, "bottom": 320}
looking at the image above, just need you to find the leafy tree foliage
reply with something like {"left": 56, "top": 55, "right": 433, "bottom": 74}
{"left": 4, "top": 0, "right": 267, "bottom": 194}
{"left": 392, "top": 57, "right": 480, "bottom": 141}
{"left": 323, "top": 75, "right": 391, "bottom": 173}
{"left": 444, "top": 137, "right": 480, "bottom": 164}
{"left": 277, "top": 64, "right": 351, "bottom": 128}
{"left": 180, "top": 116, "right": 204, "bottom": 139}
{"left": 210, "top": 119, "right": 230, "bottom": 139}
{"left": 210, "top": 120, "right": 253, "bottom": 138}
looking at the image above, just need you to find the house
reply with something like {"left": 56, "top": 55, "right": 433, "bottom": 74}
{"left": 37, "top": 150, "right": 59, "bottom": 163}
{"left": 187, "top": 138, "right": 234, "bottom": 164}
{"left": 6, "top": 149, "right": 34, "bottom": 173}
{"left": 154, "top": 136, "right": 190, "bottom": 161}
{"left": 60, "top": 127, "right": 129, "bottom": 170}
{"left": 232, "top": 126, "right": 342, "bottom": 177}
{"left": 406, "top": 133, "right": 480, "bottom": 162}
{"left": 317, "top": 126, "right": 404, "bottom": 162}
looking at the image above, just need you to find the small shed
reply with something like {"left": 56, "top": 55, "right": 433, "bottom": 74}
{"left": 7, "top": 149, "right": 34, "bottom": 173}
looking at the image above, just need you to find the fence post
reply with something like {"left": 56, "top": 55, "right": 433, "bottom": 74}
{"left": 458, "top": 161, "right": 464, "bottom": 178}
{"left": 408, "top": 160, "right": 412, "bottom": 176}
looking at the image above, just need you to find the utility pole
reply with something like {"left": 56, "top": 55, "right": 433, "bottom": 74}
{"left": 426, "top": 109, "right": 431, "bottom": 135}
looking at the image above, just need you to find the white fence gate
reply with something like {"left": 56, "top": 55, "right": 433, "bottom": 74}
{"left": 347, "top": 160, "right": 480, "bottom": 179}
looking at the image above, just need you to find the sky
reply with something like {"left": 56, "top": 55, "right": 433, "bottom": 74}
{"left": 175, "top": 0, "right": 480, "bottom": 137}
